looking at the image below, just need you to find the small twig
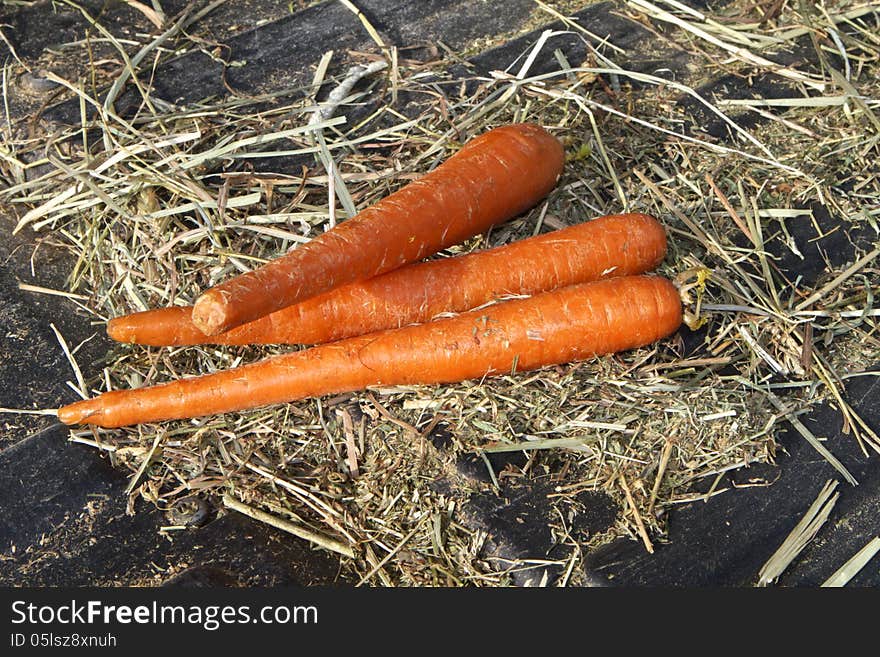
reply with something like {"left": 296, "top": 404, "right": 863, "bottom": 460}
{"left": 362, "top": 543, "right": 394, "bottom": 586}
{"left": 366, "top": 391, "right": 419, "bottom": 435}
{"left": 356, "top": 523, "right": 421, "bottom": 586}
{"left": 308, "top": 60, "right": 387, "bottom": 125}
{"left": 307, "top": 61, "right": 384, "bottom": 225}
{"left": 619, "top": 472, "right": 654, "bottom": 553}
{"left": 223, "top": 493, "right": 355, "bottom": 558}
{"left": 125, "top": 431, "right": 164, "bottom": 494}
{"left": 648, "top": 437, "right": 676, "bottom": 514}
{"left": 704, "top": 173, "right": 755, "bottom": 245}
{"left": 338, "top": 408, "right": 360, "bottom": 479}
{"left": 234, "top": 456, "right": 357, "bottom": 543}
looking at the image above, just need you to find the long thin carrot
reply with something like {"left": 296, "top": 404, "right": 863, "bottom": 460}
{"left": 108, "top": 213, "right": 667, "bottom": 346}
{"left": 58, "top": 275, "right": 682, "bottom": 428}
{"left": 190, "top": 123, "right": 565, "bottom": 336}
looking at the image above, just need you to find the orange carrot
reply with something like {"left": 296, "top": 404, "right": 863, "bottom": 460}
{"left": 108, "top": 213, "right": 667, "bottom": 346}
{"left": 59, "top": 275, "right": 682, "bottom": 428}
{"left": 190, "top": 123, "right": 565, "bottom": 335}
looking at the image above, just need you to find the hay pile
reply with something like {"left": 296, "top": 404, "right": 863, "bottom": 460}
{"left": 2, "top": 0, "right": 879, "bottom": 585}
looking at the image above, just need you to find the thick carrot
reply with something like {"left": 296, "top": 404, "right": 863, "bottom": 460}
{"left": 108, "top": 213, "right": 667, "bottom": 346}
{"left": 190, "top": 123, "right": 565, "bottom": 336}
{"left": 59, "top": 275, "right": 682, "bottom": 428}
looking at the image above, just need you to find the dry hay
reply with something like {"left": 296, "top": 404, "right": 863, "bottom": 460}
{"left": 1, "top": 0, "right": 879, "bottom": 585}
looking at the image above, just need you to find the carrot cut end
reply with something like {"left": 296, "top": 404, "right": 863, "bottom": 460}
{"left": 191, "top": 292, "right": 228, "bottom": 336}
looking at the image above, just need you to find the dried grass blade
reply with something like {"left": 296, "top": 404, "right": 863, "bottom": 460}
{"left": 821, "top": 537, "right": 880, "bottom": 587}
{"left": 757, "top": 480, "right": 839, "bottom": 586}
{"left": 223, "top": 493, "right": 355, "bottom": 558}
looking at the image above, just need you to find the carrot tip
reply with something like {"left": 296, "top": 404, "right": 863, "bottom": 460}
{"left": 57, "top": 399, "right": 100, "bottom": 425}
{"left": 106, "top": 317, "right": 130, "bottom": 343}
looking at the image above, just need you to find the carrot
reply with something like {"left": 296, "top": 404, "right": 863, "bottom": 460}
{"left": 190, "top": 123, "right": 565, "bottom": 336}
{"left": 108, "top": 213, "right": 667, "bottom": 347}
{"left": 58, "top": 275, "right": 682, "bottom": 428}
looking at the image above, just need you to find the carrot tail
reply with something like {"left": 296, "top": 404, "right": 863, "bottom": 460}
{"left": 107, "top": 307, "right": 206, "bottom": 345}
{"left": 190, "top": 123, "right": 565, "bottom": 336}
{"left": 60, "top": 276, "right": 682, "bottom": 429}
{"left": 108, "top": 213, "right": 667, "bottom": 347}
